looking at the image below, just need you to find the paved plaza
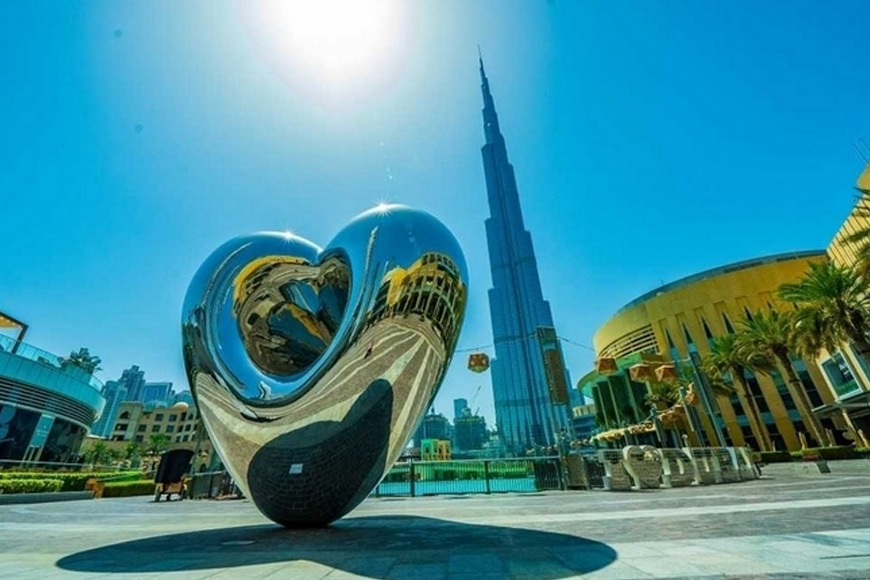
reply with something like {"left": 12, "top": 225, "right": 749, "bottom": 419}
{"left": 2, "top": 472, "right": 870, "bottom": 580}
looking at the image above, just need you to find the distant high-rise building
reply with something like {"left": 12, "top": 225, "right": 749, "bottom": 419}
{"left": 91, "top": 380, "right": 127, "bottom": 438}
{"left": 140, "top": 381, "right": 174, "bottom": 406}
{"left": 453, "top": 398, "right": 469, "bottom": 420}
{"left": 454, "top": 413, "right": 488, "bottom": 452}
{"left": 117, "top": 365, "right": 147, "bottom": 403}
{"left": 413, "top": 409, "right": 451, "bottom": 446}
{"left": 171, "top": 390, "right": 195, "bottom": 407}
{"left": 478, "top": 56, "right": 572, "bottom": 454}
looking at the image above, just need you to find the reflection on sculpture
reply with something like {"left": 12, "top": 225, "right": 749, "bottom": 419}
{"left": 182, "top": 205, "right": 467, "bottom": 527}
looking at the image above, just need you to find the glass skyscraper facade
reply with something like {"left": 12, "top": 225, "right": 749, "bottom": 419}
{"left": 478, "top": 58, "right": 571, "bottom": 454}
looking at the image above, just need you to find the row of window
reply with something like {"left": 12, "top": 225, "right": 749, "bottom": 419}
{"left": 132, "top": 433, "right": 193, "bottom": 444}
{"left": 114, "top": 421, "right": 197, "bottom": 434}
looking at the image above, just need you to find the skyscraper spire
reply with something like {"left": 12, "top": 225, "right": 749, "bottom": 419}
{"left": 478, "top": 50, "right": 500, "bottom": 144}
{"left": 478, "top": 57, "right": 571, "bottom": 454}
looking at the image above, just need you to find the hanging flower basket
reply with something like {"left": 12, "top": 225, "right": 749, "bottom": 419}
{"left": 596, "top": 357, "right": 617, "bottom": 374}
{"left": 655, "top": 364, "right": 678, "bottom": 382}
{"left": 629, "top": 363, "right": 653, "bottom": 382}
{"left": 467, "top": 352, "right": 490, "bottom": 373}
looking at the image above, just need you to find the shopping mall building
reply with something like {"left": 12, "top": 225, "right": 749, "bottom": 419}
{"left": 581, "top": 161, "right": 870, "bottom": 452}
{"left": 0, "top": 312, "right": 105, "bottom": 464}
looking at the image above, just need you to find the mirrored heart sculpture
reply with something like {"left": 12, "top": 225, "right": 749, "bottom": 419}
{"left": 182, "top": 205, "right": 467, "bottom": 527}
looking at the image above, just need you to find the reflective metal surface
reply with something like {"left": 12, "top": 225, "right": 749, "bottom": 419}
{"left": 182, "top": 205, "right": 467, "bottom": 527}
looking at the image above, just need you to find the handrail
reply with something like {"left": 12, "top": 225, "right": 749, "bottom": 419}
{"left": 0, "top": 335, "right": 103, "bottom": 390}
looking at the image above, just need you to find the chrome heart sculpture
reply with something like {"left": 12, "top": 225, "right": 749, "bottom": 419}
{"left": 182, "top": 205, "right": 467, "bottom": 527}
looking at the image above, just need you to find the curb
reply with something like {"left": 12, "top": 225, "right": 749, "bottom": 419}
{"left": 0, "top": 491, "right": 95, "bottom": 506}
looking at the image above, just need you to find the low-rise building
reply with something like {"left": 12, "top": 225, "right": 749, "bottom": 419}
{"left": 420, "top": 438, "right": 451, "bottom": 461}
{"left": 0, "top": 312, "right": 105, "bottom": 464}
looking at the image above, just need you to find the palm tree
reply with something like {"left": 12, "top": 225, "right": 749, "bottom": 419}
{"left": 843, "top": 187, "right": 870, "bottom": 278}
{"left": 739, "top": 310, "right": 829, "bottom": 447}
{"left": 779, "top": 261, "right": 870, "bottom": 373}
{"left": 83, "top": 441, "right": 113, "bottom": 467}
{"left": 145, "top": 434, "right": 170, "bottom": 456}
{"left": 645, "top": 381, "right": 680, "bottom": 410}
{"left": 123, "top": 441, "right": 140, "bottom": 461}
{"left": 703, "top": 334, "right": 774, "bottom": 452}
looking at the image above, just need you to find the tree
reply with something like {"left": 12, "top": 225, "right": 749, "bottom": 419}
{"left": 63, "top": 347, "right": 102, "bottom": 374}
{"left": 145, "top": 434, "right": 170, "bottom": 455}
{"left": 739, "top": 310, "right": 829, "bottom": 447}
{"left": 779, "top": 261, "right": 870, "bottom": 373}
{"left": 843, "top": 187, "right": 870, "bottom": 278}
{"left": 83, "top": 441, "right": 113, "bottom": 466}
{"left": 703, "top": 334, "right": 774, "bottom": 451}
{"left": 123, "top": 441, "right": 140, "bottom": 461}
{"left": 645, "top": 381, "right": 680, "bottom": 410}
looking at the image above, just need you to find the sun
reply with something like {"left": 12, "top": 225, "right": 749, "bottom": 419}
{"left": 242, "top": 1, "right": 407, "bottom": 96}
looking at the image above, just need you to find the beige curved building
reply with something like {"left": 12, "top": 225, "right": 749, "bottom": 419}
{"left": 587, "top": 250, "right": 848, "bottom": 452}
{"left": 583, "top": 160, "right": 870, "bottom": 452}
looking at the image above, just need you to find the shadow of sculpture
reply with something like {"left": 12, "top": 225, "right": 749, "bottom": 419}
{"left": 57, "top": 515, "right": 617, "bottom": 579}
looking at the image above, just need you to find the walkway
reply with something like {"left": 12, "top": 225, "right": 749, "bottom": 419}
{"left": 1, "top": 472, "right": 869, "bottom": 579}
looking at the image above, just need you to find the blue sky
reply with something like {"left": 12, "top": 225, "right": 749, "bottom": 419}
{"left": 2, "top": 1, "right": 868, "bottom": 426}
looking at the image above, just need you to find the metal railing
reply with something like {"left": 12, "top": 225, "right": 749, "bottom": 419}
{"left": 187, "top": 471, "right": 240, "bottom": 499}
{"left": 0, "top": 335, "right": 103, "bottom": 391}
{"left": 374, "top": 457, "right": 565, "bottom": 497}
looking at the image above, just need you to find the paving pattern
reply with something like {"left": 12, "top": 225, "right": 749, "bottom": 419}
{"left": 2, "top": 472, "right": 870, "bottom": 579}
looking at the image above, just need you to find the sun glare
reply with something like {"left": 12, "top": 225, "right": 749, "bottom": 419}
{"left": 246, "top": 1, "right": 406, "bottom": 93}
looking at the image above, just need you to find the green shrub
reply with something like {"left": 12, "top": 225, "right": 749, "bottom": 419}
{"left": 100, "top": 480, "right": 155, "bottom": 498}
{"left": 855, "top": 447, "right": 870, "bottom": 457}
{"left": 754, "top": 451, "right": 792, "bottom": 464}
{"left": 0, "top": 478, "right": 64, "bottom": 494}
{"left": 803, "top": 446, "right": 856, "bottom": 461}
{"left": 0, "top": 471, "right": 141, "bottom": 491}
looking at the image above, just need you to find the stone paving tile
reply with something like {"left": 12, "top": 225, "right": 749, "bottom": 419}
{"left": 620, "top": 557, "right": 713, "bottom": 579}
{"left": 577, "top": 561, "right": 655, "bottom": 580}
{"left": 385, "top": 563, "right": 448, "bottom": 580}
{"left": 446, "top": 553, "right": 506, "bottom": 573}
{"left": 3, "top": 473, "right": 870, "bottom": 579}
{"left": 337, "top": 556, "right": 398, "bottom": 578}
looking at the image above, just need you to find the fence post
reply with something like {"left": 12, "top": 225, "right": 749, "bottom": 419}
{"left": 409, "top": 462, "right": 416, "bottom": 498}
{"left": 484, "top": 460, "right": 491, "bottom": 494}
{"left": 557, "top": 457, "right": 567, "bottom": 491}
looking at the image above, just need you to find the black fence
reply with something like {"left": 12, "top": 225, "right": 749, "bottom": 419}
{"left": 184, "top": 455, "right": 607, "bottom": 501}
{"left": 187, "top": 471, "right": 240, "bottom": 499}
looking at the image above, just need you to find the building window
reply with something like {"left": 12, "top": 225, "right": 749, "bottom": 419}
{"left": 119, "top": 411, "right": 130, "bottom": 420}
{"left": 184, "top": 424, "right": 191, "bottom": 432}
{"left": 722, "top": 313, "right": 735, "bottom": 334}
{"left": 151, "top": 425, "right": 161, "bottom": 433}
{"left": 113, "top": 423, "right": 127, "bottom": 432}
{"left": 183, "top": 435, "right": 190, "bottom": 442}
{"left": 745, "top": 373, "right": 770, "bottom": 413}
{"left": 155, "top": 414, "right": 164, "bottom": 421}
{"left": 701, "top": 318, "right": 714, "bottom": 341}
{"left": 134, "top": 435, "right": 143, "bottom": 443}
{"left": 791, "top": 358, "right": 824, "bottom": 408}
{"left": 137, "top": 425, "right": 146, "bottom": 433}
{"left": 166, "top": 425, "right": 174, "bottom": 434}
{"left": 682, "top": 324, "right": 698, "bottom": 354}
{"left": 175, "top": 435, "right": 182, "bottom": 442}
{"left": 822, "top": 352, "right": 860, "bottom": 398}
{"left": 169, "top": 414, "right": 177, "bottom": 422}
{"left": 180, "top": 412, "right": 187, "bottom": 421}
